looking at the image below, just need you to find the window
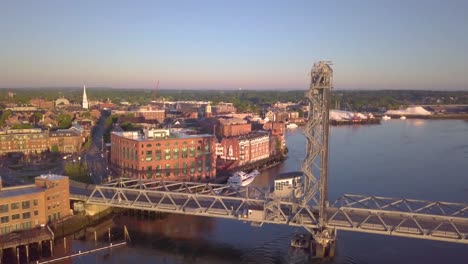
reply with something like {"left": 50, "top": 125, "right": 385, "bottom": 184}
{"left": 34, "top": 210, "right": 39, "bottom": 216}
{"left": 190, "top": 162, "right": 195, "bottom": 173}
{"left": 23, "top": 212, "right": 31, "bottom": 219}
{"left": 165, "top": 164, "right": 171, "bottom": 177}
{"left": 164, "top": 149, "right": 171, "bottom": 160}
{"left": 174, "top": 164, "right": 179, "bottom": 176}
{"left": 22, "top": 201, "right": 30, "bottom": 209}
{"left": 146, "top": 150, "right": 152, "bottom": 161}
{"left": 0, "top": 204, "right": 8, "bottom": 213}
{"left": 156, "top": 165, "right": 161, "bottom": 177}
{"left": 0, "top": 216, "right": 8, "bottom": 223}
{"left": 11, "top": 202, "right": 20, "bottom": 210}
{"left": 155, "top": 150, "right": 161, "bottom": 160}
{"left": 33, "top": 199, "right": 38, "bottom": 206}
{"left": 12, "top": 214, "right": 20, "bottom": 220}
{"left": 182, "top": 148, "right": 188, "bottom": 158}
{"left": 198, "top": 160, "right": 203, "bottom": 172}
{"left": 183, "top": 163, "right": 187, "bottom": 174}
{"left": 189, "top": 147, "right": 195, "bottom": 157}
{"left": 147, "top": 166, "right": 152, "bottom": 178}
{"left": 173, "top": 149, "right": 179, "bottom": 159}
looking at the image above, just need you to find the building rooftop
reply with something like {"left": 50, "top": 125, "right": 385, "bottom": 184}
{"left": 235, "top": 131, "right": 268, "bottom": 140}
{"left": 112, "top": 130, "right": 213, "bottom": 141}
{"left": 0, "top": 184, "right": 43, "bottom": 199}
{"left": 35, "top": 174, "right": 68, "bottom": 180}
{"left": 275, "top": 171, "right": 303, "bottom": 181}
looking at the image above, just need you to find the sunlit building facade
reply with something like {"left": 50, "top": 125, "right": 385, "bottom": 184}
{"left": 110, "top": 129, "right": 216, "bottom": 181}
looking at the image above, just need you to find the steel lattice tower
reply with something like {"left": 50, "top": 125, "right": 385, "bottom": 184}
{"left": 302, "top": 61, "right": 333, "bottom": 227}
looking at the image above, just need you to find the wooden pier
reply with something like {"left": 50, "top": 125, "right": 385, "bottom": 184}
{"left": 0, "top": 226, "right": 54, "bottom": 264}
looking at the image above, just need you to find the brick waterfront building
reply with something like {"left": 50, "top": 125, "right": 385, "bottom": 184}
{"left": 217, "top": 131, "right": 270, "bottom": 166}
{"left": 0, "top": 174, "right": 71, "bottom": 235}
{"left": 110, "top": 129, "right": 216, "bottom": 181}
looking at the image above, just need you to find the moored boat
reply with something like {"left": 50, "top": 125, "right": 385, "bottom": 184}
{"left": 227, "top": 170, "right": 260, "bottom": 187}
{"left": 286, "top": 123, "right": 298, "bottom": 129}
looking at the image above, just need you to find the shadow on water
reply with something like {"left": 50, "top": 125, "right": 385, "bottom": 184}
{"left": 108, "top": 214, "right": 367, "bottom": 264}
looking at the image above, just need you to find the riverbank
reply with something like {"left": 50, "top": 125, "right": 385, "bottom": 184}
{"left": 385, "top": 113, "right": 468, "bottom": 119}
{"left": 50, "top": 208, "right": 116, "bottom": 239}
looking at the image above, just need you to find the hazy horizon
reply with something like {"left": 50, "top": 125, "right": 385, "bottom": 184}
{"left": 2, "top": 87, "right": 468, "bottom": 93}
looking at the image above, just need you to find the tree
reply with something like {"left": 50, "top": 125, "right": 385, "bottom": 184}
{"left": 30, "top": 111, "right": 43, "bottom": 124}
{"left": 0, "top": 110, "right": 12, "bottom": 126}
{"left": 10, "top": 124, "right": 34, "bottom": 129}
{"left": 57, "top": 113, "right": 72, "bottom": 129}
{"left": 51, "top": 145, "right": 59, "bottom": 152}
{"left": 82, "top": 111, "right": 91, "bottom": 118}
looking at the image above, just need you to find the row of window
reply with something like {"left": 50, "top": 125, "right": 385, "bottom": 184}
{"left": 0, "top": 221, "right": 36, "bottom": 235}
{"left": 47, "top": 193, "right": 61, "bottom": 200}
{"left": 120, "top": 146, "right": 211, "bottom": 162}
{"left": 0, "top": 200, "right": 38, "bottom": 213}
{"left": 48, "top": 202, "right": 60, "bottom": 210}
{"left": 0, "top": 211, "right": 38, "bottom": 223}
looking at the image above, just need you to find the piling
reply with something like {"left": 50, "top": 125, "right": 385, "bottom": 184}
{"left": 26, "top": 245, "right": 30, "bottom": 263}
{"left": 49, "top": 240, "right": 54, "bottom": 256}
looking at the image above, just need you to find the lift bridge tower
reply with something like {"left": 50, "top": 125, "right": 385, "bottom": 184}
{"left": 302, "top": 61, "right": 335, "bottom": 256}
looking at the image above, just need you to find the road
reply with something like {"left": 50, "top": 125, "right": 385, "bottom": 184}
{"left": 84, "top": 111, "right": 110, "bottom": 184}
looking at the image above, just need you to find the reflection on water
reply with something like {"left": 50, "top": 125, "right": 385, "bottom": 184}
{"left": 49, "top": 120, "right": 468, "bottom": 264}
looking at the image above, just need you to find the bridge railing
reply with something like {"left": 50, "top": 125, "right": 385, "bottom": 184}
{"left": 328, "top": 194, "right": 468, "bottom": 244}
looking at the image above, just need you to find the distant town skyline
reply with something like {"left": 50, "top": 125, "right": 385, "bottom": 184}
{"left": 1, "top": 1, "right": 467, "bottom": 90}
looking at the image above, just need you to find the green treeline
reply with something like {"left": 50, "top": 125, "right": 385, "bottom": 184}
{"left": 1, "top": 88, "right": 468, "bottom": 113}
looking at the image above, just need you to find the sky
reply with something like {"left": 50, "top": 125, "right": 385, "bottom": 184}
{"left": 0, "top": 0, "right": 467, "bottom": 90}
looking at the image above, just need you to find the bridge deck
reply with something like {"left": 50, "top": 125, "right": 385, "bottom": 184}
{"left": 69, "top": 179, "right": 468, "bottom": 244}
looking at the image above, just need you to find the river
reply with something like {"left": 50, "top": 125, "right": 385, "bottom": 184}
{"left": 49, "top": 119, "right": 468, "bottom": 263}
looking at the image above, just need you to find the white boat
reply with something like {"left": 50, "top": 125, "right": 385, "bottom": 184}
{"left": 382, "top": 115, "right": 391, "bottom": 120}
{"left": 400, "top": 116, "right": 407, "bottom": 120}
{"left": 286, "top": 123, "right": 298, "bottom": 129}
{"left": 228, "top": 170, "right": 260, "bottom": 187}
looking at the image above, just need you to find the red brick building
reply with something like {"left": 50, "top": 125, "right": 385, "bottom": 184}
{"left": 218, "top": 131, "right": 270, "bottom": 166}
{"left": 130, "top": 105, "right": 166, "bottom": 122}
{"left": 110, "top": 129, "right": 216, "bottom": 181}
{"left": 218, "top": 118, "right": 251, "bottom": 137}
{"left": 30, "top": 98, "right": 54, "bottom": 109}
{"left": 263, "top": 121, "right": 286, "bottom": 155}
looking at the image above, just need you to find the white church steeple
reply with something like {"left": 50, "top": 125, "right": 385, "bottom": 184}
{"left": 82, "top": 85, "right": 89, "bottom": 109}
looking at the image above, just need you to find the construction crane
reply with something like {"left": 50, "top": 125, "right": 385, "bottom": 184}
{"left": 152, "top": 80, "right": 160, "bottom": 102}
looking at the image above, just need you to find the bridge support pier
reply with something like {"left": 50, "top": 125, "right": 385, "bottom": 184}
{"left": 312, "top": 229, "right": 336, "bottom": 258}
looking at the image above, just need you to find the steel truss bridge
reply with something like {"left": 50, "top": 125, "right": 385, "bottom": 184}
{"left": 70, "top": 62, "right": 467, "bottom": 257}
{"left": 70, "top": 179, "right": 468, "bottom": 244}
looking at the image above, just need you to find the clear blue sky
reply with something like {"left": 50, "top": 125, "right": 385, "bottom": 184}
{"left": 1, "top": 0, "right": 467, "bottom": 90}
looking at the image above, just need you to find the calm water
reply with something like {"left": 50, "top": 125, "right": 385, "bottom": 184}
{"left": 52, "top": 120, "right": 468, "bottom": 263}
